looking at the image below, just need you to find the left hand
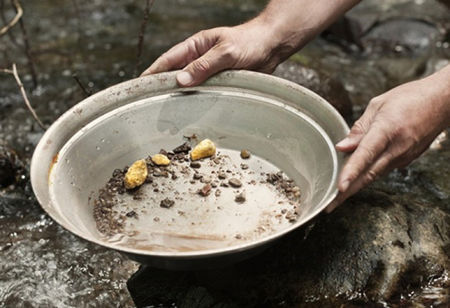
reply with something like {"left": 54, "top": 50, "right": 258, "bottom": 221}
{"left": 326, "top": 65, "right": 450, "bottom": 213}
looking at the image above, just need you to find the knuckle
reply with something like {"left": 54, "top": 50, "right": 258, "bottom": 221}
{"left": 195, "top": 30, "right": 208, "bottom": 39}
{"left": 365, "top": 169, "right": 378, "bottom": 183}
{"left": 350, "top": 119, "right": 367, "bottom": 135}
{"left": 358, "top": 144, "right": 377, "bottom": 163}
{"left": 192, "top": 57, "right": 211, "bottom": 73}
{"left": 369, "top": 96, "right": 384, "bottom": 108}
{"left": 220, "top": 43, "right": 238, "bottom": 61}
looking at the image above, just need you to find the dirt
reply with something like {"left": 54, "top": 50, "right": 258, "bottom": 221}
{"left": 92, "top": 141, "right": 302, "bottom": 241}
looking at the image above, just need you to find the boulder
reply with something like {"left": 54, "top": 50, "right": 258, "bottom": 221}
{"left": 273, "top": 61, "right": 353, "bottom": 123}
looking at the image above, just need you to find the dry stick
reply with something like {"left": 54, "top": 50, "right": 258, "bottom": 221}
{"left": 0, "top": 0, "right": 21, "bottom": 36}
{"left": 72, "top": 73, "right": 91, "bottom": 97}
{"left": 71, "top": 0, "right": 83, "bottom": 49}
{"left": 17, "top": 13, "right": 38, "bottom": 88}
{"left": 135, "top": 0, "right": 155, "bottom": 76}
{"left": 2, "top": 64, "right": 45, "bottom": 129}
{"left": 0, "top": 0, "right": 20, "bottom": 47}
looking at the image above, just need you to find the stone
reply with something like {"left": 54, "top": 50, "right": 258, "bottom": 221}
{"left": 198, "top": 184, "right": 212, "bottom": 197}
{"left": 0, "top": 146, "right": 18, "bottom": 187}
{"left": 124, "top": 159, "right": 148, "bottom": 189}
{"left": 190, "top": 139, "right": 216, "bottom": 161}
{"left": 160, "top": 198, "right": 175, "bottom": 209}
{"left": 274, "top": 61, "right": 353, "bottom": 122}
{"left": 240, "top": 149, "right": 251, "bottom": 159}
{"left": 234, "top": 191, "right": 246, "bottom": 203}
{"left": 228, "top": 178, "right": 242, "bottom": 188}
{"left": 151, "top": 154, "right": 171, "bottom": 166}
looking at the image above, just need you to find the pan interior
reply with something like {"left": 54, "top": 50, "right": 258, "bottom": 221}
{"left": 49, "top": 89, "right": 337, "bottom": 254}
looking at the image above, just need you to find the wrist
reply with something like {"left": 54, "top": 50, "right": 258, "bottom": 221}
{"left": 426, "top": 65, "right": 450, "bottom": 127}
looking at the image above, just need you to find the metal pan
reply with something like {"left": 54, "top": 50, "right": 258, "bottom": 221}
{"left": 31, "top": 70, "right": 349, "bottom": 270}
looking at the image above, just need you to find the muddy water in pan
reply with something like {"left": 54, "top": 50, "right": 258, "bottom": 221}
{"left": 93, "top": 148, "right": 303, "bottom": 252}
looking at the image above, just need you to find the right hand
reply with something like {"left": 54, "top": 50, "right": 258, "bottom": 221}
{"left": 141, "top": 19, "right": 291, "bottom": 86}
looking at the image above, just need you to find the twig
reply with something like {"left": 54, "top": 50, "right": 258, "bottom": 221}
{"left": 0, "top": 0, "right": 22, "bottom": 37}
{"left": 0, "top": 0, "right": 20, "bottom": 47}
{"left": 134, "top": 0, "right": 155, "bottom": 76}
{"left": 72, "top": 73, "right": 91, "bottom": 97}
{"left": 0, "top": 67, "right": 12, "bottom": 73}
{"left": 17, "top": 8, "right": 38, "bottom": 88}
{"left": 1, "top": 64, "right": 45, "bottom": 129}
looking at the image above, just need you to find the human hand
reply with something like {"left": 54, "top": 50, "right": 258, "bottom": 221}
{"left": 326, "top": 66, "right": 450, "bottom": 213}
{"left": 141, "top": 19, "right": 292, "bottom": 86}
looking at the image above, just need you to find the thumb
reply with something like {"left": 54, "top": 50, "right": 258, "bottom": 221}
{"left": 176, "top": 45, "right": 232, "bottom": 87}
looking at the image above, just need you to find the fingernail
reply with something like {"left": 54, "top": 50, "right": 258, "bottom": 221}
{"left": 336, "top": 137, "right": 351, "bottom": 148}
{"left": 176, "top": 71, "right": 193, "bottom": 86}
{"left": 340, "top": 179, "right": 350, "bottom": 192}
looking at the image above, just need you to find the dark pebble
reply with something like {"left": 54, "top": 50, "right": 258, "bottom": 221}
{"left": 193, "top": 173, "right": 203, "bottom": 180}
{"left": 218, "top": 172, "right": 227, "bottom": 179}
{"left": 235, "top": 192, "right": 246, "bottom": 203}
{"left": 160, "top": 198, "right": 175, "bottom": 208}
{"left": 190, "top": 161, "right": 201, "bottom": 169}
{"left": 240, "top": 149, "right": 251, "bottom": 159}
{"left": 229, "top": 178, "right": 242, "bottom": 188}
{"left": 198, "top": 184, "right": 212, "bottom": 197}
{"left": 173, "top": 142, "right": 191, "bottom": 154}
{"left": 126, "top": 210, "right": 137, "bottom": 218}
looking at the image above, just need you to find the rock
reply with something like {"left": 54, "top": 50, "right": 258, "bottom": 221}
{"left": 361, "top": 18, "right": 441, "bottom": 53}
{"left": 198, "top": 184, "right": 212, "bottom": 197}
{"left": 274, "top": 61, "right": 353, "bottom": 122}
{"left": 190, "top": 139, "right": 216, "bottom": 161}
{"left": 190, "top": 161, "right": 201, "bottom": 169}
{"left": 124, "top": 159, "right": 148, "bottom": 189}
{"left": 218, "top": 172, "right": 227, "bottom": 180}
{"left": 151, "top": 154, "right": 171, "bottom": 166}
{"left": 127, "top": 132, "right": 450, "bottom": 307}
{"left": 128, "top": 189, "right": 449, "bottom": 307}
{"left": 240, "top": 149, "right": 251, "bottom": 159}
{"left": 160, "top": 198, "right": 175, "bottom": 209}
{"left": 228, "top": 178, "right": 242, "bottom": 188}
{"left": 234, "top": 191, "right": 246, "bottom": 203}
{"left": 172, "top": 142, "right": 191, "bottom": 154}
{"left": 0, "top": 146, "right": 19, "bottom": 187}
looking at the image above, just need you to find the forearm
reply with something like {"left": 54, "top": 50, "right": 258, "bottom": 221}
{"left": 252, "top": 0, "right": 361, "bottom": 58}
{"left": 425, "top": 64, "right": 450, "bottom": 127}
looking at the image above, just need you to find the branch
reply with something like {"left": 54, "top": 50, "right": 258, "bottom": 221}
{"left": 0, "top": 0, "right": 22, "bottom": 37}
{"left": 134, "top": 0, "right": 155, "bottom": 76}
{"left": 1, "top": 63, "right": 45, "bottom": 129}
{"left": 72, "top": 73, "right": 91, "bottom": 97}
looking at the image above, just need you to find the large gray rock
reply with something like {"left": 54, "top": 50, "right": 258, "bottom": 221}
{"left": 274, "top": 61, "right": 353, "bottom": 123}
{"left": 128, "top": 132, "right": 450, "bottom": 307}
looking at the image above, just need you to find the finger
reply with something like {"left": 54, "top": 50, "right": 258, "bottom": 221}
{"left": 141, "top": 30, "right": 218, "bottom": 76}
{"left": 338, "top": 123, "right": 389, "bottom": 192}
{"left": 141, "top": 42, "right": 193, "bottom": 76}
{"left": 336, "top": 98, "right": 382, "bottom": 152}
{"left": 176, "top": 44, "right": 234, "bottom": 86}
{"left": 326, "top": 149, "right": 394, "bottom": 213}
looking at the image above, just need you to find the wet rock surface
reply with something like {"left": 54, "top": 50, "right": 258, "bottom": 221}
{"left": 128, "top": 134, "right": 450, "bottom": 307}
{"left": 0, "top": 0, "right": 449, "bottom": 307}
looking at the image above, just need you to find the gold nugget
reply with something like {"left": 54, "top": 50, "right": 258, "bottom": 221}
{"left": 190, "top": 139, "right": 216, "bottom": 161}
{"left": 124, "top": 159, "right": 148, "bottom": 189}
{"left": 152, "top": 154, "right": 171, "bottom": 166}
